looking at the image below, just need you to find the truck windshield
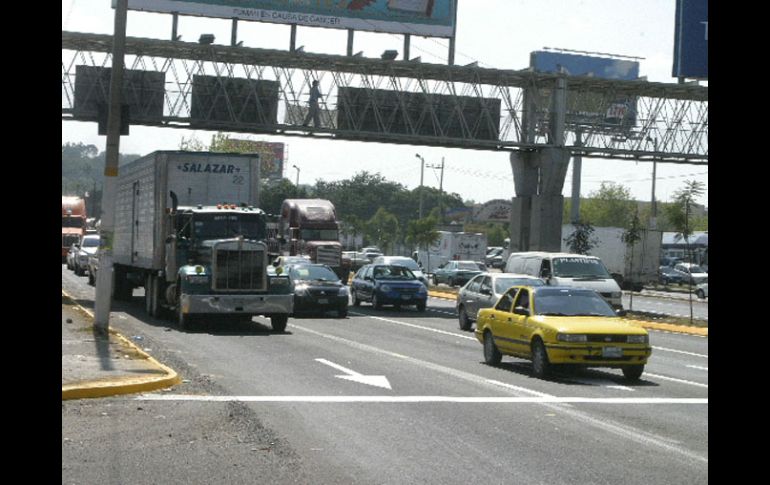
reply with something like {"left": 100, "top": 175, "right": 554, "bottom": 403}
{"left": 193, "top": 213, "right": 266, "bottom": 240}
{"left": 62, "top": 217, "right": 84, "bottom": 228}
{"left": 552, "top": 258, "right": 611, "bottom": 278}
{"left": 300, "top": 229, "right": 338, "bottom": 241}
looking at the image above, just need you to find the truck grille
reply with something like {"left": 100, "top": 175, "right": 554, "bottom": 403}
{"left": 213, "top": 248, "right": 265, "bottom": 291}
{"left": 316, "top": 246, "right": 341, "bottom": 266}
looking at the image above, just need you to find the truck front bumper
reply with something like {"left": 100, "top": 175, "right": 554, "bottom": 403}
{"left": 180, "top": 293, "right": 293, "bottom": 316}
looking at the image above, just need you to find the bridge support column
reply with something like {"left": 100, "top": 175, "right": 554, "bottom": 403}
{"left": 509, "top": 148, "right": 570, "bottom": 252}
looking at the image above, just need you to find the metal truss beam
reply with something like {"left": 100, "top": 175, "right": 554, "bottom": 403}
{"left": 62, "top": 31, "right": 708, "bottom": 165}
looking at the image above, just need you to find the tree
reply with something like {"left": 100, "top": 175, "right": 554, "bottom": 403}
{"left": 564, "top": 220, "right": 598, "bottom": 255}
{"left": 580, "top": 182, "right": 636, "bottom": 227}
{"left": 405, "top": 215, "right": 440, "bottom": 273}
{"left": 365, "top": 208, "right": 400, "bottom": 254}
{"left": 664, "top": 180, "right": 706, "bottom": 324}
{"left": 621, "top": 211, "right": 643, "bottom": 304}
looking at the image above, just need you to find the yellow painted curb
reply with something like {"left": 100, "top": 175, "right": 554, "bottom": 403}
{"left": 62, "top": 290, "right": 181, "bottom": 400}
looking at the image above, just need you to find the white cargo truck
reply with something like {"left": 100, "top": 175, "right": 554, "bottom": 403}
{"left": 561, "top": 225, "right": 662, "bottom": 291}
{"left": 415, "top": 231, "right": 488, "bottom": 274}
{"left": 112, "top": 151, "right": 293, "bottom": 331}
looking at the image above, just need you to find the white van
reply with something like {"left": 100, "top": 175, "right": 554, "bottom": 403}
{"left": 504, "top": 252, "right": 623, "bottom": 310}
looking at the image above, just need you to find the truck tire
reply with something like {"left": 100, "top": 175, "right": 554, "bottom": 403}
{"left": 270, "top": 315, "right": 288, "bottom": 332}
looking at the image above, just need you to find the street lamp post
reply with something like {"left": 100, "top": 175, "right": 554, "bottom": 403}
{"left": 414, "top": 154, "right": 425, "bottom": 219}
{"left": 292, "top": 164, "right": 300, "bottom": 187}
{"left": 646, "top": 136, "right": 658, "bottom": 229}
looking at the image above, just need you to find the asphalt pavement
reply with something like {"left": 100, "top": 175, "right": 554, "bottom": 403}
{"left": 62, "top": 286, "right": 706, "bottom": 401}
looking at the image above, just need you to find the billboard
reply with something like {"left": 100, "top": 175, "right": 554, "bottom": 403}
{"left": 123, "top": 0, "right": 457, "bottom": 37}
{"left": 220, "top": 139, "right": 285, "bottom": 180}
{"left": 530, "top": 51, "right": 640, "bottom": 134}
{"left": 73, "top": 66, "right": 165, "bottom": 124}
{"left": 672, "top": 0, "right": 708, "bottom": 79}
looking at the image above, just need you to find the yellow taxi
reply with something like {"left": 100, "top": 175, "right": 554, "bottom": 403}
{"left": 474, "top": 286, "right": 652, "bottom": 381}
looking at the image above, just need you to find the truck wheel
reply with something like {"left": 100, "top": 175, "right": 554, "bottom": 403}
{"left": 177, "top": 304, "right": 192, "bottom": 331}
{"left": 271, "top": 315, "right": 288, "bottom": 332}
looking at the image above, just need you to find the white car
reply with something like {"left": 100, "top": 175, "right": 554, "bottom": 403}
{"left": 696, "top": 280, "right": 708, "bottom": 299}
{"left": 672, "top": 263, "right": 708, "bottom": 285}
{"left": 74, "top": 235, "right": 100, "bottom": 277}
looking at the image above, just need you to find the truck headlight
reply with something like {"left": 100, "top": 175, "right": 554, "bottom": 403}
{"left": 627, "top": 335, "right": 648, "bottom": 344}
{"left": 557, "top": 333, "right": 588, "bottom": 343}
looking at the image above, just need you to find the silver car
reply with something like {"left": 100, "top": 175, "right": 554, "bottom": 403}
{"left": 455, "top": 272, "right": 545, "bottom": 331}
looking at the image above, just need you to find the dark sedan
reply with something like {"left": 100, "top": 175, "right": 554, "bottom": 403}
{"left": 658, "top": 265, "right": 685, "bottom": 285}
{"left": 287, "top": 264, "right": 350, "bottom": 318}
{"left": 351, "top": 264, "right": 428, "bottom": 311}
{"left": 432, "top": 260, "right": 484, "bottom": 287}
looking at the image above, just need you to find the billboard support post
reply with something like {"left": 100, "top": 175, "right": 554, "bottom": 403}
{"left": 448, "top": 37, "right": 455, "bottom": 65}
{"left": 347, "top": 29, "right": 354, "bottom": 57}
{"left": 171, "top": 12, "right": 178, "bottom": 41}
{"left": 404, "top": 34, "right": 410, "bottom": 60}
{"left": 290, "top": 24, "right": 297, "bottom": 52}
{"left": 231, "top": 18, "right": 238, "bottom": 46}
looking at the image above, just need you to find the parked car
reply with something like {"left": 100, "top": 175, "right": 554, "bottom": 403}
{"left": 372, "top": 256, "right": 429, "bottom": 287}
{"left": 672, "top": 263, "right": 708, "bottom": 285}
{"left": 456, "top": 273, "right": 545, "bottom": 331}
{"left": 475, "top": 286, "right": 651, "bottom": 381}
{"left": 484, "top": 247, "right": 504, "bottom": 268}
{"left": 350, "top": 264, "right": 428, "bottom": 311}
{"left": 658, "top": 265, "right": 685, "bottom": 285}
{"left": 696, "top": 279, "right": 708, "bottom": 299}
{"left": 74, "top": 235, "right": 100, "bottom": 277}
{"left": 87, "top": 251, "right": 100, "bottom": 286}
{"left": 432, "top": 260, "right": 484, "bottom": 287}
{"left": 362, "top": 251, "right": 384, "bottom": 263}
{"left": 66, "top": 242, "right": 79, "bottom": 270}
{"left": 287, "top": 264, "right": 349, "bottom": 318}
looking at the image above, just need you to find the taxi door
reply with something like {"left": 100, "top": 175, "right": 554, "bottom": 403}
{"left": 487, "top": 287, "right": 519, "bottom": 353}
{"left": 506, "top": 288, "right": 534, "bottom": 356}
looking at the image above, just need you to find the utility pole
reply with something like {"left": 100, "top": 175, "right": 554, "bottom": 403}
{"left": 415, "top": 153, "right": 425, "bottom": 219}
{"left": 426, "top": 157, "right": 445, "bottom": 223}
{"left": 94, "top": 0, "right": 128, "bottom": 333}
{"left": 292, "top": 164, "right": 300, "bottom": 188}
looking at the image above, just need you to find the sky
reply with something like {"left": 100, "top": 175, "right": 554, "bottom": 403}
{"left": 61, "top": 0, "right": 708, "bottom": 208}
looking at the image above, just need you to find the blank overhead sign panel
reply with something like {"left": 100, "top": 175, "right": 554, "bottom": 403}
{"left": 190, "top": 75, "right": 279, "bottom": 127}
{"left": 72, "top": 65, "right": 165, "bottom": 122}
{"left": 337, "top": 87, "right": 501, "bottom": 141}
{"left": 123, "top": 0, "right": 457, "bottom": 37}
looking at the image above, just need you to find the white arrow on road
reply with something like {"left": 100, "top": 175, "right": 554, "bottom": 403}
{"left": 315, "top": 358, "right": 392, "bottom": 390}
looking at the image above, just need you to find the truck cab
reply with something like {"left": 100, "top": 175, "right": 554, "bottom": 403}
{"left": 279, "top": 199, "right": 346, "bottom": 282}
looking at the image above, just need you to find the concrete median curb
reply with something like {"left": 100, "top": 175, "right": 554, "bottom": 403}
{"left": 61, "top": 290, "right": 181, "bottom": 400}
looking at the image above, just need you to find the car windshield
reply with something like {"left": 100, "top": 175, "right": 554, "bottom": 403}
{"left": 552, "top": 257, "right": 611, "bottom": 278}
{"left": 289, "top": 265, "right": 339, "bottom": 282}
{"left": 457, "top": 262, "right": 480, "bottom": 271}
{"left": 686, "top": 265, "right": 705, "bottom": 273}
{"left": 385, "top": 258, "right": 420, "bottom": 271}
{"left": 494, "top": 277, "right": 544, "bottom": 294}
{"left": 533, "top": 288, "right": 616, "bottom": 317}
{"left": 81, "top": 237, "right": 100, "bottom": 247}
{"left": 373, "top": 265, "right": 416, "bottom": 280}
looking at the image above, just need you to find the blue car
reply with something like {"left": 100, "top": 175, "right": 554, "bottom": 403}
{"left": 351, "top": 264, "right": 428, "bottom": 311}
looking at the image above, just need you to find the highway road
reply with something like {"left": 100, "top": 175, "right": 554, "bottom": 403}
{"left": 62, "top": 267, "right": 708, "bottom": 485}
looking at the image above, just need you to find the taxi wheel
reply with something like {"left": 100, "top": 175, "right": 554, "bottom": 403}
{"left": 458, "top": 306, "right": 472, "bottom": 331}
{"left": 622, "top": 365, "right": 644, "bottom": 381}
{"left": 483, "top": 331, "right": 502, "bottom": 365}
{"left": 531, "top": 339, "right": 551, "bottom": 378}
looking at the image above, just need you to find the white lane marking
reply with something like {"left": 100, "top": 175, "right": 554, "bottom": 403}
{"left": 293, "top": 324, "right": 710, "bottom": 464}
{"left": 484, "top": 379, "right": 556, "bottom": 398}
{"left": 653, "top": 346, "right": 708, "bottom": 358}
{"left": 560, "top": 377, "right": 635, "bottom": 392}
{"left": 315, "top": 358, "right": 392, "bottom": 390}
{"left": 686, "top": 365, "right": 708, "bottom": 372}
{"left": 643, "top": 373, "right": 708, "bottom": 388}
{"left": 362, "top": 314, "right": 476, "bottom": 341}
{"left": 138, "top": 394, "right": 707, "bottom": 405}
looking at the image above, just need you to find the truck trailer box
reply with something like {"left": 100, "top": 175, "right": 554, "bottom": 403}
{"left": 416, "top": 231, "right": 488, "bottom": 273}
{"left": 114, "top": 151, "right": 261, "bottom": 270}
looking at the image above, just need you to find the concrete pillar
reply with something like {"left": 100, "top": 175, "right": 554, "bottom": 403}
{"left": 509, "top": 148, "right": 570, "bottom": 252}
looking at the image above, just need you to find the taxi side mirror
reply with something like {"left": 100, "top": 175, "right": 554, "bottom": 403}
{"left": 513, "top": 306, "right": 530, "bottom": 316}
